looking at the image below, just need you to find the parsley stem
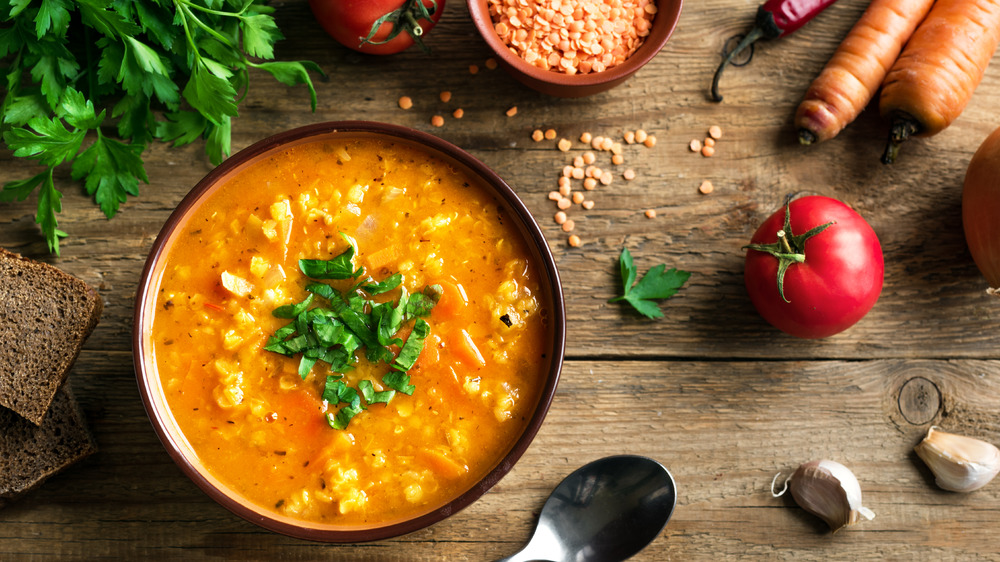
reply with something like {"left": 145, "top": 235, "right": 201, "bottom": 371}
{"left": 177, "top": 0, "right": 252, "bottom": 18}
{"left": 173, "top": 3, "right": 203, "bottom": 64}
{"left": 177, "top": 3, "right": 242, "bottom": 56}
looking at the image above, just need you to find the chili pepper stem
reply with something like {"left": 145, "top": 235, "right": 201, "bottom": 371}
{"left": 711, "top": 27, "right": 765, "bottom": 102}
{"left": 881, "top": 115, "right": 921, "bottom": 165}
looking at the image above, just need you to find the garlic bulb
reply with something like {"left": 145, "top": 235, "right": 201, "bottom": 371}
{"left": 783, "top": 460, "right": 875, "bottom": 532}
{"left": 914, "top": 426, "right": 1000, "bottom": 492}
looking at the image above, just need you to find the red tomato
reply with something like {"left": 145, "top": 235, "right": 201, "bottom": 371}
{"left": 308, "top": 0, "right": 444, "bottom": 55}
{"left": 744, "top": 196, "right": 884, "bottom": 339}
{"left": 963, "top": 125, "right": 1000, "bottom": 292}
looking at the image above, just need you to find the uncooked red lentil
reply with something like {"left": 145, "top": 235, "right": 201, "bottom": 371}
{"left": 704, "top": 137, "right": 715, "bottom": 148}
{"left": 562, "top": 165, "right": 574, "bottom": 177}
{"left": 611, "top": 143, "right": 622, "bottom": 155}
{"left": 573, "top": 155, "right": 585, "bottom": 167}
{"left": 689, "top": 139, "right": 702, "bottom": 152}
{"left": 572, "top": 192, "right": 584, "bottom": 204}
{"left": 470, "top": 64, "right": 480, "bottom": 74}
{"left": 599, "top": 171, "right": 613, "bottom": 185}
{"left": 583, "top": 177, "right": 597, "bottom": 190}
{"left": 532, "top": 129, "right": 545, "bottom": 142}
{"left": 709, "top": 125, "right": 722, "bottom": 139}
{"left": 623, "top": 169, "right": 636, "bottom": 180}
{"left": 580, "top": 132, "right": 593, "bottom": 144}
{"left": 634, "top": 129, "right": 647, "bottom": 143}
{"left": 645, "top": 209, "right": 656, "bottom": 218}
{"left": 582, "top": 200, "right": 595, "bottom": 210}
{"left": 699, "top": 180, "right": 714, "bottom": 194}
{"left": 488, "top": 0, "right": 657, "bottom": 75}
{"left": 440, "top": 91, "right": 452, "bottom": 103}
{"left": 562, "top": 219, "right": 576, "bottom": 232}
{"left": 571, "top": 167, "right": 584, "bottom": 179}
{"left": 548, "top": 191, "right": 562, "bottom": 201}
{"left": 485, "top": 57, "right": 498, "bottom": 70}
{"left": 558, "top": 183, "right": 571, "bottom": 197}
{"left": 600, "top": 137, "right": 613, "bottom": 151}
{"left": 398, "top": 96, "right": 413, "bottom": 110}
{"left": 643, "top": 135, "right": 656, "bottom": 148}
{"left": 453, "top": 108, "right": 465, "bottom": 119}
{"left": 555, "top": 211, "right": 568, "bottom": 224}
{"left": 591, "top": 136, "right": 603, "bottom": 150}
{"left": 558, "top": 138, "right": 572, "bottom": 152}
{"left": 624, "top": 131, "right": 636, "bottom": 144}
{"left": 431, "top": 115, "right": 445, "bottom": 127}
{"left": 701, "top": 145, "right": 715, "bottom": 157}
{"left": 583, "top": 151, "right": 596, "bottom": 165}
{"left": 545, "top": 128, "right": 557, "bottom": 140}
{"left": 506, "top": 106, "right": 518, "bottom": 117}
{"left": 568, "top": 234, "right": 582, "bottom": 247}
{"left": 557, "top": 198, "right": 572, "bottom": 210}
{"left": 612, "top": 154, "right": 624, "bottom": 165}
{"left": 558, "top": 176, "right": 571, "bottom": 188}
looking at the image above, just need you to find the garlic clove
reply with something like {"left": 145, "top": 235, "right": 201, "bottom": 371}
{"left": 914, "top": 426, "right": 1000, "bottom": 493}
{"left": 788, "top": 459, "right": 875, "bottom": 532}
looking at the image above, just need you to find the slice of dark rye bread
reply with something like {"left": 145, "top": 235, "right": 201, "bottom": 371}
{"left": 0, "top": 387, "right": 97, "bottom": 508}
{"left": 0, "top": 248, "right": 103, "bottom": 425}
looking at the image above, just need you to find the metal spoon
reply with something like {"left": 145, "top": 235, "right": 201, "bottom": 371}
{"left": 498, "top": 455, "right": 677, "bottom": 562}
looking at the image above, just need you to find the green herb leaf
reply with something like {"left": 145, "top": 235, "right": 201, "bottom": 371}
{"left": 358, "top": 380, "right": 395, "bottom": 405}
{"left": 393, "top": 318, "right": 429, "bottom": 372}
{"left": 609, "top": 247, "right": 691, "bottom": 319}
{"left": 70, "top": 131, "right": 148, "bottom": 219}
{"left": 362, "top": 273, "right": 403, "bottom": 295}
{"left": 406, "top": 285, "right": 442, "bottom": 318}
{"left": 272, "top": 294, "right": 314, "bottom": 319}
{"left": 182, "top": 59, "right": 239, "bottom": 126}
{"left": 300, "top": 236, "right": 360, "bottom": 279}
{"left": 382, "top": 371, "right": 415, "bottom": 396}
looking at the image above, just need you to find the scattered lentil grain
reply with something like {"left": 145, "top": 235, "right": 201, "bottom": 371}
{"left": 485, "top": 57, "right": 498, "bottom": 70}
{"left": 398, "top": 96, "right": 413, "bottom": 110}
{"left": 573, "top": 155, "right": 585, "bottom": 167}
{"left": 709, "top": 125, "right": 723, "bottom": 139}
{"left": 635, "top": 129, "right": 648, "bottom": 143}
{"left": 645, "top": 209, "right": 657, "bottom": 219}
{"left": 704, "top": 137, "right": 716, "bottom": 148}
{"left": 562, "top": 165, "right": 574, "bottom": 177}
{"left": 572, "top": 192, "right": 585, "bottom": 204}
{"left": 439, "top": 91, "right": 452, "bottom": 103}
{"left": 562, "top": 219, "right": 576, "bottom": 232}
{"left": 599, "top": 171, "right": 613, "bottom": 185}
{"left": 591, "top": 136, "right": 604, "bottom": 150}
{"left": 557, "top": 197, "right": 572, "bottom": 210}
{"left": 544, "top": 128, "right": 557, "bottom": 140}
{"left": 612, "top": 154, "right": 624, "bottom": 165}
{"left": 558, "top": 138, "right": 572, "bottom": 152}
{"left": 643, "top": 135, "right": 656, "bottom": 148}
{"left": 583, "top": 177, "right": 597, "bottom": 190}
{"left": 699, "top": 180, "right": 714, "bottom": 194}
{"left": 623, "top": 169, "right": 636, "bottom": 180}
{"left": 558, "top": 183, "right": 571, "bottom": 197}
{"left": 689, "top": 139, "right": 702, "bottom": 152}
{"left": 452, "top": 108, "right": 465, "bottom": 119}
{"left": 548, "top": 191, "right": 561, "bottom": 201}
{"left": 572, "top": 167, "right": 585, "bottom": 179}
{"left": 701, "top": 145, "right": 715, "bottom": 157}
{"left": 582, "top": 200, "right": 595, "bottom": 210}
{"left": 580, "top": 132, "right": 593, "bottom": 144}
{"left": 554, "top": 211, "right": 568, "bottom": 224}
{"left": 431, "top": 115, "right": 445, "bottom": 127}
{"left": 624, "top": 131, "right": 636, "bottom": 144}
{"left": 469, "top": 64, "right": 479, "bottom": 74}
{"left": 568, "top": 234, "right": 582, "bottom": 247}
{"left": 532, "top": 129, "right": 545, "bottom": 142}
{"left": 600, "top": 137, "right": 613, "bottom": 151}
{"left": 506, "top": 106, "right": 518, "bottom": 117}
{"left": 583, "top": 151, "right": 596, "bottom": 165}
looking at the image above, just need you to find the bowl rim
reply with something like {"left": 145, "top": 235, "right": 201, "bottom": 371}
{"left": 133, "top": 120, "right": 567, "bottom": 543}
{"left": 466, "top": 0, "right": 684, "bottom": 88}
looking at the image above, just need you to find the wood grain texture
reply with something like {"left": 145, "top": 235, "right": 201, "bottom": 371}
{"left": 3, "top": 0, "right": 1000, "bottom": 559}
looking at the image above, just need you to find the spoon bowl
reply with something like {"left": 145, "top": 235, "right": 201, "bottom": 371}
{"left": 500, "top": 455, "right": 677, "bottom": 562}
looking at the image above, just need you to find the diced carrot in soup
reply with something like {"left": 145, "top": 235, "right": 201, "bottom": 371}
{"left": 149, "top": 137, "right": 550, "bottom": 526}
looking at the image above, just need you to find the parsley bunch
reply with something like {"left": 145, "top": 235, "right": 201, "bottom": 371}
{"left": 0, "top": 0, "right": 322, "bottom": 255}
{"left": 264, "top": 237, "right": 441, "bottom": 430}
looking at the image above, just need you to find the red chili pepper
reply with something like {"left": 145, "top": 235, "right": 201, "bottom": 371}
{"left": 711, "top": 0, "right": 840, "bottom": 102}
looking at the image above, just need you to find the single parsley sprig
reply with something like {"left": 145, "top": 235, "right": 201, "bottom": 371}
{"left": 1, "top": 0, "right": 323, "bottom": 255}
{"left": 264, "top": 242, "right": 440, "bottom": 430}
{"left": 609, "top": 247, "right": 690, "bottom": 319}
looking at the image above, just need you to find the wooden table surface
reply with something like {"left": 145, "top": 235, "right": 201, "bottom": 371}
{"left": 4, "top": 0, "right": 1000, "bottom": 559}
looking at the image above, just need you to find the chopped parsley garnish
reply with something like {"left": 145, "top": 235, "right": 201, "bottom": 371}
{"left": 608, "top": 247, "right": 691, "bottom": 319}
{"left": 264, "top": 242, "right": 440, "bottom": 429}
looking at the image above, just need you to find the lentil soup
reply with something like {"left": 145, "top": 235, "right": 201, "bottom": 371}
{"left": 140, "top": 128, "right": 560, "bottom": 533}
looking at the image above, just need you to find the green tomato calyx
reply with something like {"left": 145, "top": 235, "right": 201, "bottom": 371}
{"left": 744, "top": 197, "right": 834, "bottom": 304}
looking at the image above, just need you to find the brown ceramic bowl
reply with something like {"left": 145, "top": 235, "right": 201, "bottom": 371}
{"left": 133, "top": 121, "right": 566, "bottom": 542}
{"left": 467, "top": 0, "right": 683, "bottom": 97}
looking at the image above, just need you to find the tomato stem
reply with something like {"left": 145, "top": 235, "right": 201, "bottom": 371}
{"left": 744, "top": 196, "right": 834, "bottom": 303}
{"left": 358, "top": 0, "right": 438, "bottom": 54}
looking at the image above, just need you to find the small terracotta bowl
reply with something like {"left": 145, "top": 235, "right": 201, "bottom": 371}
{"left": 467, "top": 0, "right": 684, "bottom": 97}
{"left": 133, "top": 121, "right": 566, "bottom": 542}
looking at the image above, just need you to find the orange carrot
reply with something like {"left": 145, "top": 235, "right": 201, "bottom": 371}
{"left": 431, "top": 280, "right": 468, "bottom": 319}
{"left": 366, "top": 245, "right": 401, "bottom": 271}
{"left": 795, "top": 0, "right": 935, "bottom": 145}
{"left": 420, "top": 449, "right": 468, "bottom": 480}
{"left": 452, "top": 329, "right": 486, "bottom": 368}
{"left": 879, "top": 0, "right": 1000, "bottom": 163}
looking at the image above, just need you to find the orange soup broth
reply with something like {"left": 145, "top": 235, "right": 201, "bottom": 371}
{"left": 151, "top": 136, "right": 550, "bottom": 527}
